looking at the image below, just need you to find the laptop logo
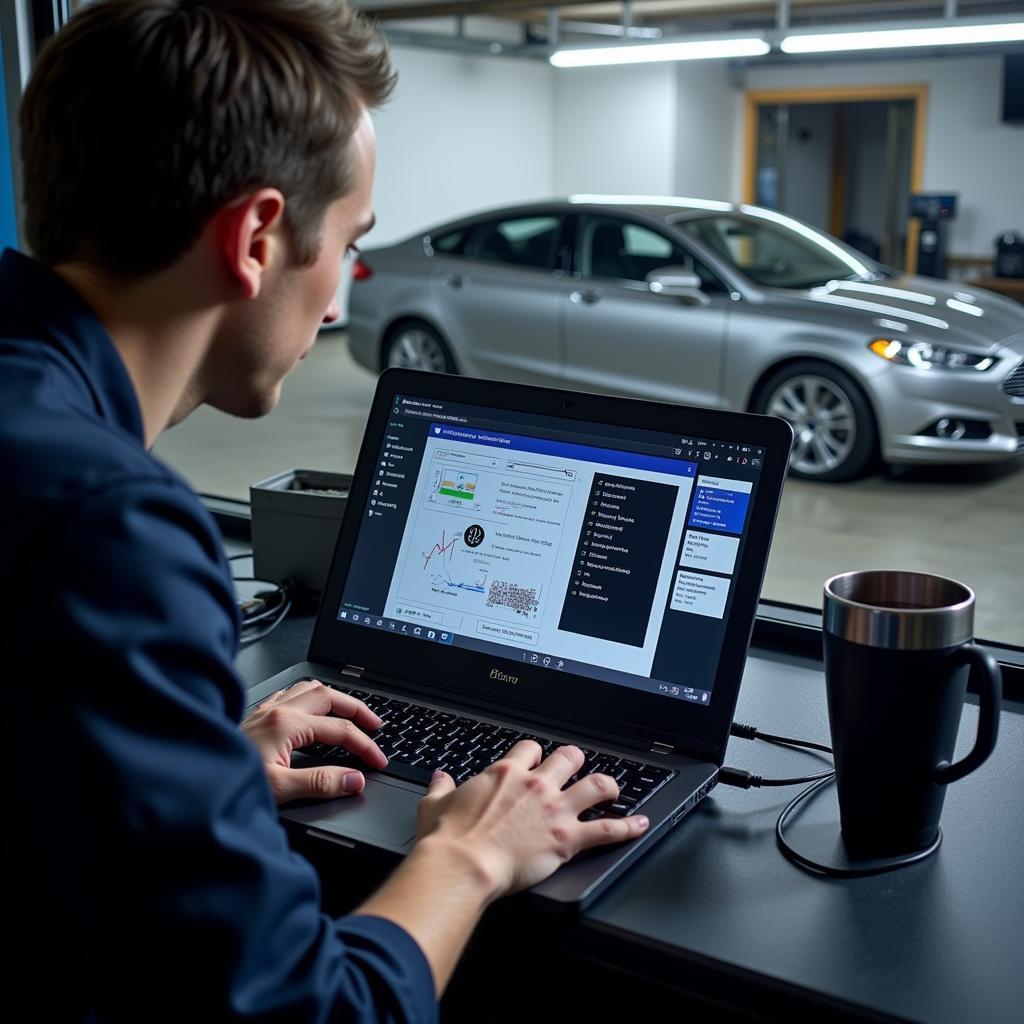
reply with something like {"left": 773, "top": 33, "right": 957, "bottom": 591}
{"left": 489, "top": 668, "right": 518, "bottom": 685}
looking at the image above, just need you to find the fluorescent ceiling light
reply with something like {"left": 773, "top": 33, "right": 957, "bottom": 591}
{"left": 782, "top": 20, "right": 1024, "bottom": 54}
{"left": 550, "top": 37, "right": 769, "bottom": 68}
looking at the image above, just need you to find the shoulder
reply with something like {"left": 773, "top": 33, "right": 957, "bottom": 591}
{"left": 1, "top": 343, "right": 167, "bottom": 493}
{"left": 0, "top": 333, "right": 223, "bottom": 559}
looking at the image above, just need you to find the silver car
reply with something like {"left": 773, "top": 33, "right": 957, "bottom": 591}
{"left": 347, "top": 197, "right": 1024, "bottom": 481}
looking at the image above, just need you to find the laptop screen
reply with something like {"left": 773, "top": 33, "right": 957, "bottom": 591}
{"left": 336, "top": 392, "right": 768, "bottom": 711}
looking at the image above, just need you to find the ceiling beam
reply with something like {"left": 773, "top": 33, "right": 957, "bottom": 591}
{"left": 361, "top": 1, "right": 599, "bottom": 21}
{"left": 513, "top": 0, "right": 944, "bottom": 22}
{"left": 359, "top": 0, "right": 1018, "bottom": 28}
{"left": 358, "top": 0, "right": 936, "bottom": 21}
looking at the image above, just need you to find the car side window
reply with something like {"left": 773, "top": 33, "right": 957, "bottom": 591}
{"left": 431, "top": 230, "right": 467, "bottom": 255}
{"left": 465, "top": 215, "right": 562, "bottom": 271}
{"left": 692, "top": 257, "right": 729, "bottom": 294}
{"left": 578, "top": 216, "right": 717, "bottom": 288}
{"left": 580, "top": 216, "right": 730, "bottom": 294}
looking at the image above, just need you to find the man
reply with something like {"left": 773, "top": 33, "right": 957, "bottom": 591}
{"left": 1, "top": 1, "right": 649, "bottom": 1020}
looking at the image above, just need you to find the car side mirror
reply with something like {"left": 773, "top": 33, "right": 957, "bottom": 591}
{"left": 646, "top": 266, "right": 710, "bottom": 305}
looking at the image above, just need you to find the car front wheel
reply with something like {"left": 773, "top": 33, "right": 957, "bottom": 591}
{"left": 383, "top": 322, "right": 456, "bottom": 374}
{"left": 755, "top": 361, "right": 877, "bottom": 482}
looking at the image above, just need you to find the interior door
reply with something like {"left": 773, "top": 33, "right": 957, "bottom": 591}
{"left": 562, "top": 214, "right": 730, "bottom": 407}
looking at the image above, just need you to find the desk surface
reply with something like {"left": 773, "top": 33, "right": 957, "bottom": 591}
{"left": 237, "top": 615, "right": 1024, "bottom": 1024}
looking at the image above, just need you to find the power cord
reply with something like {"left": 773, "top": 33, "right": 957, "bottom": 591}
{"left": 236, "top": 577, "right": 292, "bottom": 645}
{"left": 227, "top": 552, "right": 293, "bottom": 645}
{"left": 722, "top": 720, "right": 942, "bottom": 877}
{"left": 717, "top": 766, "right": 835, "bottom": 789}
{"left": 729, "top": 720, "right": 833, "bottom": 755}
{"left": 774, "top": 779, "right": 942, "bottom": 878}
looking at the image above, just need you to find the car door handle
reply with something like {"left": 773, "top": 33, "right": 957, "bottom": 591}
{"left": 442, "top": 274, "right": 465, "bottom": 289}
{"left": 570, "top": 289, "right": 601, "bottom": 305}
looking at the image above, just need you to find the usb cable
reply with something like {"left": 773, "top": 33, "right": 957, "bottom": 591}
{"left": 720, "top": 720, "right": 940, "bottom": 877}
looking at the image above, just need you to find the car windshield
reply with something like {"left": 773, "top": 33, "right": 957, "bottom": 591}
{"left": 674, "top": 210, "right": 879, "bottom": 290}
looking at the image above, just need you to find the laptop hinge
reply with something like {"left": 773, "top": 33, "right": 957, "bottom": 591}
{"left": 341, "top": 665, "right": 365, "bottom": 679}
{"left": 650, "top": 741, "right": 674, "bottom": 756}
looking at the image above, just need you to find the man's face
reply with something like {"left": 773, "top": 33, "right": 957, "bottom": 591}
{"left": 211, "top": 110, "right": 377, "bottom": 419}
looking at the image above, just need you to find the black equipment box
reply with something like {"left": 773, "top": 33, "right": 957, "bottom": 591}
{"left": 250, "top": 469, "right": 351, "bottom": 602}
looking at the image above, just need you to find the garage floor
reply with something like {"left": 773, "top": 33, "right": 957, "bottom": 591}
{"left": 155, "top": 333, "right": 1023, "bottom": 645}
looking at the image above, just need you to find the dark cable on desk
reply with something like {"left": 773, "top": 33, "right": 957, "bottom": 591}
{"left": 774, "top": 777, "right": 942, "bottom": 878}
{"left": 234, "top": 576, "right": 286, "bottom": 625}
{"left": 722, "top": 721, "right": 942, "bottom": 877}
{"left": 717, "top": 766, "right": 835, "bottom": 789}
{"left": 721, "top": 720, "right": 836, "bottom": 788}
{"left": 239, "top": 592, "right": 292, "bottom": 645}
{"left": 730, "top": 720, "right": 832, "bottom": 754}
{"left": 231, "top": 572, "right": 293, "bottom": 646}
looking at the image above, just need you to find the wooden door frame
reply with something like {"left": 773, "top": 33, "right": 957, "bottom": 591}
{"left": 743, "top": 83, "right": 928, "bottom": 273}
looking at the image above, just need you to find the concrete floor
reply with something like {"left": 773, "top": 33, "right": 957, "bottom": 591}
{"left": 155, "top": 332, "right": 1023, "bottom": 644}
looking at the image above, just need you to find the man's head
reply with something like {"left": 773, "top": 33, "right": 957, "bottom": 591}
{"left": 20, "top": 0, "right": 393, "bottom": 424}
{"left": 21, "top": 0, "right": 393, "bottom": 279}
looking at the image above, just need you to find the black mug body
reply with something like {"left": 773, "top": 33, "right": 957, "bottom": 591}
{"left": 824, "top": 635, "right": 968, "bottom": 857}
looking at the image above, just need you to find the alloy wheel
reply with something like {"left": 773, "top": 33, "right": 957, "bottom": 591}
{"left": 386, "top": 328, "right": 450, "bottom": 372}
{"left": 766, "top": 374, "right": 857, "bottom": 476}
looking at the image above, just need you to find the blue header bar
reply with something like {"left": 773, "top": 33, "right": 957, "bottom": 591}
{"left": 430, "top": 424, "right": 697, "bottom": 478}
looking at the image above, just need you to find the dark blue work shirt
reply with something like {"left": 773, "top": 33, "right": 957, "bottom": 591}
{"left": 0, "top": 249, "right": 436, "bottom": 1022}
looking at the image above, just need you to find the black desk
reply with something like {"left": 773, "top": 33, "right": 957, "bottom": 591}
{"left": 237, "top": 613, "right": 1023, "bottom": 1023}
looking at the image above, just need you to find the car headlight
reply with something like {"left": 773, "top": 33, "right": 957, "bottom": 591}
{"left": 868, "top": 338, "right": 994, "bottom": 371}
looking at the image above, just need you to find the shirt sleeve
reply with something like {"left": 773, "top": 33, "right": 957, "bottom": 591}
{"left": 38, "top": 475, "right": 437, "bottom": 1023}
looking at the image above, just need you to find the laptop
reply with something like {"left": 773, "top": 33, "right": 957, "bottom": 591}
{"left": 247, "top": 368, "right": 792, "bottom": 908}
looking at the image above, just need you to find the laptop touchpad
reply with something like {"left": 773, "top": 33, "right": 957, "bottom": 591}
{"left": 284, "top": 778, "right": 420, "bottom": 850}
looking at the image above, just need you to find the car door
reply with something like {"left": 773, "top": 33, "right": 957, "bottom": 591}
{"left": 430, "top": 211, "right": 568, "bottom": 386}
{"left": 563, "top": 214, "right": 731, "bottom": 407}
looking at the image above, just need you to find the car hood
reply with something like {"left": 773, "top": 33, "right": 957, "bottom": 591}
{"left": 774, "top": 273, "right": 1024, "bottom": 354}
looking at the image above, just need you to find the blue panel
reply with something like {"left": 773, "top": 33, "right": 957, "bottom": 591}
{"left": 0, "top": 31, "right": 19, "bottom": 251}
{"left": 430, "top": 424, "right": 698, "bottom": 478}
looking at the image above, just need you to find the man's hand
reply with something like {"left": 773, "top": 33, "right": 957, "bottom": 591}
{"left": 356, "top": 740, "right": 650, "bottom": 993}
{"left": 241, "top": 680, "right": 388, "bottom": 805}
{"left": 415, "top": 740, "right": 650, "bottom": 898}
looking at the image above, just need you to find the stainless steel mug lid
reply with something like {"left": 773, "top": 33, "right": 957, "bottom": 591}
{"left": 823, "top": 570, "right": 975, "bottom": 650}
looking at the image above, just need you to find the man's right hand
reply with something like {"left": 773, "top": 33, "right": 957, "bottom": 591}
{"left": 415, "top": 740, "right": 650, "bottom": 900}
{"left": 355, "top": 740, "right": 650, "bottom": 994}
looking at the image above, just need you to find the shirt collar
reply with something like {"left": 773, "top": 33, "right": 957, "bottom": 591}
{"left": 0, "top": 248, "right": 145, "bottom": 444}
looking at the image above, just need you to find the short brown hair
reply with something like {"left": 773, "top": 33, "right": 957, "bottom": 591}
{"left": 20, "top": 0, "right": 394, "bottom": 277}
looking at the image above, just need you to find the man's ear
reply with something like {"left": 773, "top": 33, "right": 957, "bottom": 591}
{"left": 216, "top": 189, "right": 287, "bottom": 300}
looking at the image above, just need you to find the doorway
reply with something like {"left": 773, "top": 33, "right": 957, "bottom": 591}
{"left": 744, "top": 85, "right": 927, "bottom": 273}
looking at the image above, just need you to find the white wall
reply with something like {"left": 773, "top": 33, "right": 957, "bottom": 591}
{"left": 369, "top": 45, "right": 553, "bottom": 247}
{"left": 739, "top": 55, "right": 1024, "bottom": 257}
{"left": 371, "top": 48, "right": 1022, "bottom": 262}
{"left": 551, "top": 63, "right": 677, "bottom": 196}
{"left": 674, "top": 62, "right": 739, "bottom": 202}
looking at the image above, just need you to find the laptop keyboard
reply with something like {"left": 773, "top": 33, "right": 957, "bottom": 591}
{"left": 299, "top": 683, "right": 674, "bottom": 821}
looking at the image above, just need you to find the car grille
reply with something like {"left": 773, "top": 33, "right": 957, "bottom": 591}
{"left": 1004, "top": 359, "right": 1024, "bottom": 397}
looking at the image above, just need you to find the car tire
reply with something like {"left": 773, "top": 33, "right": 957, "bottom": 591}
{"left": 382, "top": 322, "right": 457, "bottom": 374}
{"left": 754, "top": 361, "right": 877, "bottom": 482}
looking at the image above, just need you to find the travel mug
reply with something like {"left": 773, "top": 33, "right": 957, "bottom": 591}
{"left": 823, "top": 570, "right": 1001, "bottom": 858}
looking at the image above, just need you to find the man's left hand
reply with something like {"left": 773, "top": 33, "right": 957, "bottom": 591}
{"left": 241, "top": 680, "right": 387, "bottom": 804}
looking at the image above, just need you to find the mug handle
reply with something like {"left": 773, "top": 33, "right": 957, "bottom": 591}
{"left": 933, "top": 643, "right": 1002, "bottom": 786}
